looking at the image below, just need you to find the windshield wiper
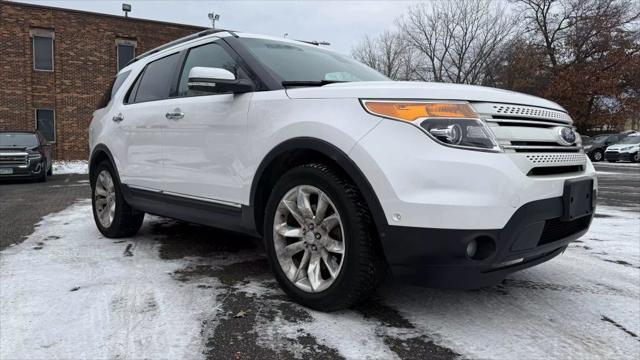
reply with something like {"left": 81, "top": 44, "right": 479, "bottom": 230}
{"left": 281, "top": 80, "right": 350, "bottom": 87}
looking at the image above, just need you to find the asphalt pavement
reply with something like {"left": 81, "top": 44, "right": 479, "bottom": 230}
{"left": 0, "top": 174, "right": 90, "bottom": 250}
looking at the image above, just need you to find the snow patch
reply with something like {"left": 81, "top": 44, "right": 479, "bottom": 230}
{"left": 52, "top": 160, "right": 88, "bottom": 174}
{"left": 0, "top": 201, "right": 221, "bottom": 359}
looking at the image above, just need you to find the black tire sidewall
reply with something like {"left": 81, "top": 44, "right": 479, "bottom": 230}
{"left": 264, "top": 166, "right": 372, "bottom": 309}
{"left": 91, "top": 161, "right": 135, "bottom": 238}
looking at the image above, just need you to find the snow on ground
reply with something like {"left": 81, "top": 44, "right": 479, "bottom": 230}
{"left": 1, "top": 201, "right": 639, "bottom": 359}
{"left": 0, "top": 200, "right": 226, "bottom": 359}
{"left": 52, "top": 160, "right": 88, "bottom": 175}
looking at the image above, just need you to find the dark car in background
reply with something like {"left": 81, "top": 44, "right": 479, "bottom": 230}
{"left": 0, "top": 131, "right": 52, "bottom": 181}
{"left": 582, "top": 133, "right": 626, "bottom": 162}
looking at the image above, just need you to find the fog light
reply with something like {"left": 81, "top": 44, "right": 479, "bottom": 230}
{"left": 465, "top": 240, "right": 478, "bottom": 258}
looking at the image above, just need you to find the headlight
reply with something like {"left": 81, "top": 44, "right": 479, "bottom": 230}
{"left": 28, "top": 153, "right": 42, "bottom": 160}
{"left": 361, "top": 100, "right": 501, "bottom": 151}
{"left": 583, "top": 144, "right": 592, "bottom": 150}
{"left": 620, "top": 146, "right": 635, "bottom": 152}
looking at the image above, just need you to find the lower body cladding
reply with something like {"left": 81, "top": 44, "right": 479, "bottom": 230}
{"left": 382, "top": 193, "right": 594, "bottom": 289}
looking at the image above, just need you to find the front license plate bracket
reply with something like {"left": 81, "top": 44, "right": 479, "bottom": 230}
{"left": 561, "top": 178, "right": 594, "bottom": 221}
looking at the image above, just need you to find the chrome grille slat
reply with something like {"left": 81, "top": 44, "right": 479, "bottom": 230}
{"left": 473, "top": 102, "right": 579, "bottom": 155}
{"left": 485, "top": 118, "right": 571, "bottom": 128}
{"left": 0, "top": 152, "right": 29, "bottom": 166}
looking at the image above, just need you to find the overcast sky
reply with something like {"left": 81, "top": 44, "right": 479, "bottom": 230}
{"left": 12, "top": 0, "right": 421, "bottom": 55}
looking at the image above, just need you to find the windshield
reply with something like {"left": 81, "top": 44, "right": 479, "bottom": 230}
{"left": 0, "top": 133, "right": 38, "bottom": 147}
{"left": 618, "top": 135, "right": 640, "bottom": 145}
{"left": 592, "top": 135, "right": 607, "bottom": 143}
{"left": 240, "top": 38, "right": 389, "bottom": 83}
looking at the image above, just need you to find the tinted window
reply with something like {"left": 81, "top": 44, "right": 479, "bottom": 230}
{"left": 0, "top": 133, "right": 38, "bottom": 147}
{"left": 134, "top": 53, "right": 180, "bottom": 103}
{"left": 240, "top": 38, "right": 388, "bottom": 82}
{"left": 178, "top": 43, "right": 241, "bottom": 96}
{"left": 619, "top": 135, "right": 640, "bottom": 144}
{"left": 36, "top": 109, "right": 55, "bottom": 142}
{"left": 118, "top": 44, "right": 135, "bottom": 71}
{"left": 33, "top": 36, "right": 53, "bottom": 71}
{"left": 98, "top": 71, "right": 131, "bottom": 109}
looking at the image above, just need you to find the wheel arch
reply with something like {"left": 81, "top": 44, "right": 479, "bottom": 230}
{"left": 249, "top": 137, "right": 389, "bottom": 238}
{"left": 89, "top": 144, "right": 120, "bottom": 184}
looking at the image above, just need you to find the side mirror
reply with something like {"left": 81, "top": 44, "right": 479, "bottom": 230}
{"left": 188, "top": 66, "right": 254, "bottom": 94}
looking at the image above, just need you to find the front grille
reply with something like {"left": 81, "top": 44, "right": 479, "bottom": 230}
{"left": 528, "top": 165, "right": 583, "bottom": 176}
{"left": 0, "top": 152, "right": 28, "bottom": 166}
{"left": 473, "top": 102, "right": 579, "bottom": 154}
{"left": 525, "top": 153, "right": 587, "bottom": 166}
{"left": 539, "top": 216, "right": 591, "bottom": 245}
{"left": 605, "top": 151, "right": 620, "bottom": 161}
{"left": 491, "top": 104, "right": 572, "bottom": 122}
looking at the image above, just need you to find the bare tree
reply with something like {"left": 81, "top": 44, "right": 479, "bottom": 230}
{"left": 351, "top": 30, "right": 415, "bottom": 80}
{"left": 398, "top": 0, "right": 518, "bottom": 84}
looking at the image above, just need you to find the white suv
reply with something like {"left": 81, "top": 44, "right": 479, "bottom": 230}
{"left": 89, "top": 29, "right": 597, "bottom": 310}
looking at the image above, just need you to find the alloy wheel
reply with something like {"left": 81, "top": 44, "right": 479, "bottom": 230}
{"left": 594, "top": 151, "right": 602, "bottom": 161}
{"left": 94, "top": 170, "right": 116, "bottom": 228}
{"left": 273, "top": 185, "right": 345, "bottom": 293}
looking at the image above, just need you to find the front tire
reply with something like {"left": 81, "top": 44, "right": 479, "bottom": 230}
{"left": 633, "top": 152, "right": 640, "bottom": 163}
{"left": 591, "top": 149, "right": 603, "bottom": 162}
{"left": 264, "top": 163, "right": 383, "bottom": 311}
{"left": 91, "top": 161, "right": 144, "bottom": 238}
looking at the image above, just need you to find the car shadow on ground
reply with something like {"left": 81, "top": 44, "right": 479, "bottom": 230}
{"left": 138, "top": 218, "right": 460, "bottom": 359}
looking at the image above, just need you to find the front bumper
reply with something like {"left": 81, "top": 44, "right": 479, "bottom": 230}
{"left": 605, "top": 151, "right": 636, "bottom": 162}
{"left": 383, "top": 196, "right": 593, "bottom": 288}
{"left": 0, "top": 160, "right": 45, "bottom": 179}
{"left": 349, "top": 119, "right": 596, "bottom": 288}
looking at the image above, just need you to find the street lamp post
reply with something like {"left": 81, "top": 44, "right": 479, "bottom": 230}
{"left": 208, "top": 12, "right": 220, "bottom": 28}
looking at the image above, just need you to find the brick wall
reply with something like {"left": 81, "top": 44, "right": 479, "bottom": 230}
{"left": 0, "top": 1, "right": 205, "bottom": 159}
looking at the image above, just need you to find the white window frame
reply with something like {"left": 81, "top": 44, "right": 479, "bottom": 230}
{"left": 30, "top": 29, "right": 55, "bottom": 72}
{"left": 116, "top": 39, "right": 137, "bottom": 71}
{"left": 35, "top": 108, "right": 56, "bottom": 143}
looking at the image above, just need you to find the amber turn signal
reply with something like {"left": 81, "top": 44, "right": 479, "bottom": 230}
{"left": 362, "top": 101, "right": 478, "bottom": 122}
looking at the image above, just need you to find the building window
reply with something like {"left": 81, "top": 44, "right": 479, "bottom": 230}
{"left": 35, "top": 109, "right": 55, "bottom": 143}
{"left": 31, "top": 29, "right": 54, "bottom": 71}
{"left": 116, "top": 39, "right": 137, "bottom": 71}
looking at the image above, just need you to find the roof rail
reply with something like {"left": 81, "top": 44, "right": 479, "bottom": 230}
{"left": 128, "top": 28, "right": 236, "bottom": 65}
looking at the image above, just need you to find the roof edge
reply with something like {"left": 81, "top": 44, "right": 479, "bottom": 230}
{"left": 4, "top": 0, "right": 207, "bottom": 31}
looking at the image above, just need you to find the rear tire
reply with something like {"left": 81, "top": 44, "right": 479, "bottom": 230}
{"left": 47, "top": 165, "right": 53, "bottom": 176}
{"left": 91, "top": 161, "right": 144, "bottom": 238}
{"left": 264, "top": 163, "right": 383, "bottom": 311}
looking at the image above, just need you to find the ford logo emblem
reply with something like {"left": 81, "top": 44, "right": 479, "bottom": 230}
{"left": 555, "top": 127, "right": 576, "bottom": 146}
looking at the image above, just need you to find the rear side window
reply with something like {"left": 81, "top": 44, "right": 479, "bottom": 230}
{"left": 177, "top": 42, "right": 242, "bottom": 97}
{"left": 132, "top": 53, "right": 180, "bottom": 103}
{"left": 97, "top": 71, "right": 130, "bottom": 109}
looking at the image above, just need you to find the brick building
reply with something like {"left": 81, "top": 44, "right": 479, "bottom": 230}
{"left": 0, "top": 1, "right": 205, "bottom": 159}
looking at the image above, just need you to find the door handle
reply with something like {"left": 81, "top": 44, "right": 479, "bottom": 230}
{"left": 166, "top": 109, "right": 184, "bottom": 120}
{"left": 112, "top": 113, "right": 124, "bottom": 123}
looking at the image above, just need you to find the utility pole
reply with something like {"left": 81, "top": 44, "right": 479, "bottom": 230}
{"left": 208, "top": 12, "right": 220, "bottom": 28}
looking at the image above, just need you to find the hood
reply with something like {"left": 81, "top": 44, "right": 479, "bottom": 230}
{"left": 285, "top": 81, "right": 565, "bottom": 111}
{"left": 607, "top": 143, "right": 640, "bottom": 151}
